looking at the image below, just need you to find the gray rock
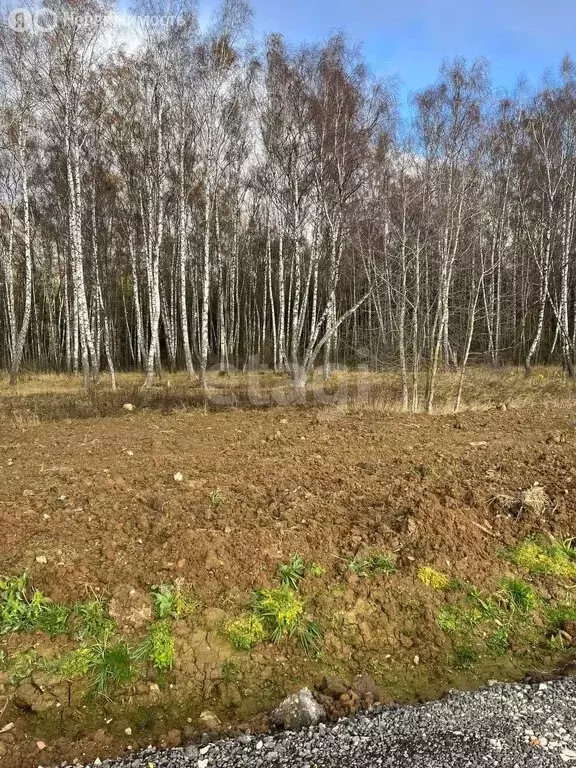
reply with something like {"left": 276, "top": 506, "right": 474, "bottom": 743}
{"left": 270, "top": 688, "right": 326, "bottom": 731}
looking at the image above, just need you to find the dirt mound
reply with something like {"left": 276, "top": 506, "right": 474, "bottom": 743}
{"left": 0, "top": 403, "right": 576, "bottom": 766}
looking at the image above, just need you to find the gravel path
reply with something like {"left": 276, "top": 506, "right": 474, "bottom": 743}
{"left": 71, "top": 678, "right": 576, "bottom": 768}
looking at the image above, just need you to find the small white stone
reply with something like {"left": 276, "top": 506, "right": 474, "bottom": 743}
{"left": 124, "top": 727, "right": 132, "bottom": 736}
{"left": 256, "top": 740, "right": 264, "bottom": 750}
{"left": 174, "top": 472, "right": 184, "bottom": 483}
{"left": 198, "top": 760, "right": 209, "bottom": 768}
{"left": 489, "top": 739, "right": 502, "bottom": 751}
{"left": 199, "top": 745, "right": 211, "bottom": 755}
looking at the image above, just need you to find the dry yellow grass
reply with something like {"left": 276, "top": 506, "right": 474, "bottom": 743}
{"left": 0, "top": 365, "right": 575, "bottom": 421}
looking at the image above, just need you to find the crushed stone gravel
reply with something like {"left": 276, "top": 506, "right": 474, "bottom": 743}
{"left": 60, "top": 677, "right": 576, "bottom": 768}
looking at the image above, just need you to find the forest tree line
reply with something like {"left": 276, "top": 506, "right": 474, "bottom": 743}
{"left": 2, "top": 0, "right": 576, "bottom": 410}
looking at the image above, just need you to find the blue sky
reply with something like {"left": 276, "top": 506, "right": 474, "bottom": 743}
{"left": 244, "top": 0, "right": 575, "bottom": 103}
{"left": 5, "top": 0, "right": 572, "bottom": 103}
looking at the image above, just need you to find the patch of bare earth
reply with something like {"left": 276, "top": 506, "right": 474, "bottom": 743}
{"left": 0, "top": 402, "right": 575, "bottom": 766}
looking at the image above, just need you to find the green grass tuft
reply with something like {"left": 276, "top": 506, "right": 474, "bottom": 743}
{"left": 0, "top": 574, "right": 71, "bottom": 635}
{"left": 487, "top": 626, "right": 509, "bottom": 655}
{"left": 454, "top": 645, "right": 478, "bottom": 668}
{"left": 497, "top": 578, "right": 539, "bottom": 614}
{"left": 465, "top": 588, "right": 505, "bottom": 624}
{"left": 151, "top": 583, "right": 198, "bottom": 620}
{"left": 0, "top": 574, "right": 35, "bottom": 633}
{"left": 221, "top": 659, "right": 238, "bottom": 682}
{"left": 294, "top": 618, "right": 322, "bottom": 654}
{"left": 546, "top": 601, "right": 576, "bottom": 630}
{"left": 348, "top": 554, "right": 395, "bottom": 578}
{"left": 73, "top": 598, "right": 116, "bottom": 641}
{"left": 224, "top": 614, "right": 266, "bottom": 650}
{"left": 251, "top": 587, "right": 305, "bottom": 643}
{"left": 210, "top": 489, "right": 222, "bottom": 508}
{"left": 28, "top": 594, "right": 72, "bottom": 635}
{"left": 438, "top": 606, "right": 468, "bottom": 633}
{"left": 86, "top": 637, "right": 138, "bottom": 697}
{"left": 144, "top": 620, "right": 175, "bottom": 674}
{"left": 278, "top": 554, "right": 306, "bottom": 590}
{"left": 51, "top": 648, "right": 93, "bottom": 679}
{"left": 7, "top": 650, "right": 41, "bottom": 684}
{"left": 438, "top": 587, "right": 506, "bottom": 637}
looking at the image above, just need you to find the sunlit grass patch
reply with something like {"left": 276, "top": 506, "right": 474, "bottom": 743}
{"left": 466, "top": 587, "right": 502, "bottom": 621}
{"left": 28, "top": 596, "right": 72, "bottom": 635}
{"left": 144, "top": 620, "right": 175, "bottom": 674}
{"left": 224, "top": 615, "right": 266, "bottom": 650}
{"left": 251, "top": 587, "right": 305, "bottom": 642}
{"left": 0, "top": 574, "right": 38, "bottom": 633}
{"left": 224, "top": 588, "right": 321, "bottom": 654}
{"left": 418, "top": 567, "right": 452, "bottom": 590}
{"left": 506, "top": 539, "right": 576, "bottom": 580}
{"left": 6, "top": 650, "right": 41, "bottom": 684}
{"left": 438, "top": 586, "right": 503, "bottom": 634}
{"left": 252, "top": 587, "right": 322, "bottom": 653}
{"left": 308, "top": 563, "right": 325, "bottom": 577}
{"left": 0, "top": 574, "right": 187, "bottom": 695}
